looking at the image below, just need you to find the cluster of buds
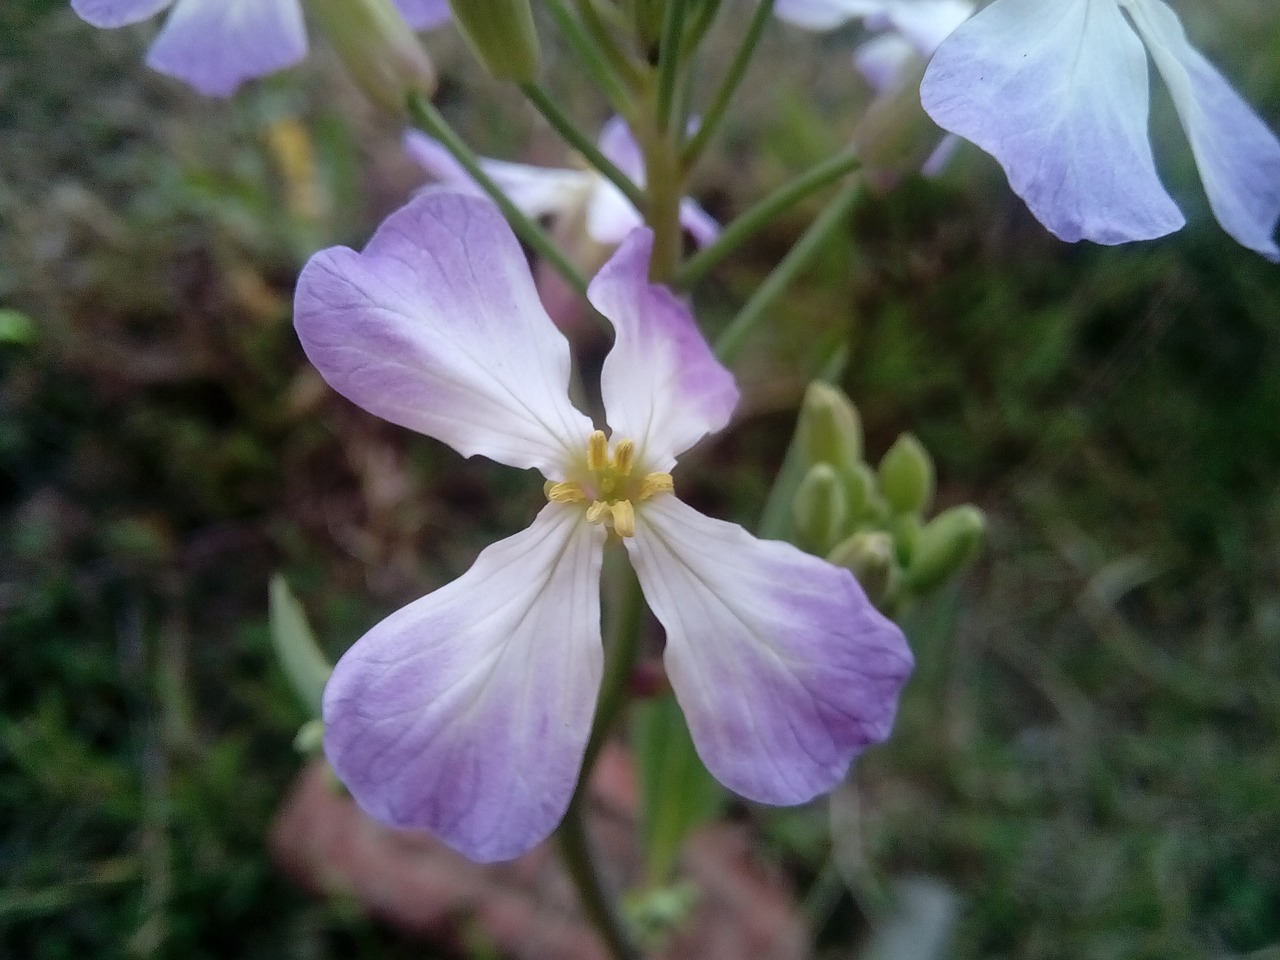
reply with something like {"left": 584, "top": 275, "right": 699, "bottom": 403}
{"left": 790, "top": 382, "right": 984, "bottom": 615}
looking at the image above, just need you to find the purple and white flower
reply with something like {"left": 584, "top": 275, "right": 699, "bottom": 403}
{"left": 71, "top": 0, "right": 451, "bottom": 96}
{"left": 293, "top": 190, "right": 913, "bottom": 862}
{"left": 404, "top": 117, "right": 721, "bottom": 249}
{"left": 920, "top": 0, "right": 1280, "bottom": 260}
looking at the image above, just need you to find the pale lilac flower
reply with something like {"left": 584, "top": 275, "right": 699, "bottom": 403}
{"left": 294, "top": 191, "right": 912, "bottom": 862}
{"left": 71, "top": 0, "right": 451, "bottom": 96}
{"left": 404, "top": 117, "right": 721, "bottom": 248}
{"left": 920, "top": 0, "right": 1280, "bottom": 260}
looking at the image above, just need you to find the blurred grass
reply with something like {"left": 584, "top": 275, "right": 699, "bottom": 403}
{"left": 3, "top": 1, "right": 1280, "bottom": 958}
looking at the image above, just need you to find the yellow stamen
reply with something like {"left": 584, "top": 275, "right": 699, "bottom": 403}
{"left": 610, "top": 500, "right": 636, "bottom": 539}
{"left": 586, "top": 430, "right": 609, "bottom": 472}
{"left": 544, "top": 480, "right": 587, "bottom": 504}
{"left": 585, "top": 500, "right": 611, "bottom": 525}
{"left": 612, "top": 439, "right": 635, "bottom": 476}
{"left": 636, "top": 472, "right": 675, "bottom": 501}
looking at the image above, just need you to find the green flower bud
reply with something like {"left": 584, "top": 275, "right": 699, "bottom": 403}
{"left": 878, "top": 432, "right": 935, "bottom": 515}
{"left": 293, "top": 718, "right": 326, "bottom": 756}
{"left": 844, "top": 462, "right": 880, "bottom": 522}
{"left": 306, "top": 0, "right": 437, "bottom": 114}
{"left": 905, "top": 505, "right": 985, "bottom": 594}
{"left": 792, "top": 463, "right": 849, "bottom": 555}
{"left": 796, "top": 382, "right": 863, "bottom": 474}
{"left": 448, "top": 0, "right": 541, "bottom": 84}
{"left": 828, "top": 530, "right": 898, "bottom": 611}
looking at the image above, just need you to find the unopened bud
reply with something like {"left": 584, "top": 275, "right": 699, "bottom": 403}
{"left": 306, "top": 0, "right": 437, "bottom": 114}
{"left": 906, "top": 505, "right": 985, "bottom": 594}
{"left": 792, "top": 463, "right": 848, "bottom": 555}
{"left": 796, "top": 382, "right": 863, "bottom": 474}
{"left": 448, "top": 0, "right": 540, "bottom": 84}
{"left": 878, "top": 432, "right": 934, "bottom": 515}
{"left": 828, "top": 530, "right": 898, "bottom": 610}
{"left": 844, "top": 462, "right": 880, "bottom": 523}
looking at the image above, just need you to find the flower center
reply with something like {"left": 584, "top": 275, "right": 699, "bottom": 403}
{"left": 544, "top": 430, "right": 673, "bottom": 538}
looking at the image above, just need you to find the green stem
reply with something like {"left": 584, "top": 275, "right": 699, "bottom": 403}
{"left": 680, "top": 0, "right": 723, "bottom": 61}
{"left": 674, "top": 148, "right": 862, "bottom": 289}
{"left": 555, "top": 556, "right": 645, "bottom": 960}
{"left": 583, "top": 557, "right": 645, "bottom": 774}
{"left": 573, "top": 0, "right": 645, "bottom": 89}
{"left": 557, "top": 796, "right": 641, "bottom": 960}
{"left": 635, "top": 82, "right": 686, "bottom": 282}
{"left": 714, "top": 177, "right": 862, "bottom": 362}
{"left": 544, "top": 0, "right": 637, "bottom": 121}
{"left": 680, "top": 0, "right": 776, "bottom": 169}
{"left": 405, "top": 92, "right": 588, "bottom": 297}
{"left": 519, "top": 82, "right": 646, "bottom": 212}
{"left": 655, "top": 0, "right": 688, "bottom": 133}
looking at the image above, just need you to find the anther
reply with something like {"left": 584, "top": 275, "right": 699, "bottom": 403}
{"left": 636, "top": 472, "right": 675, "bottom": 501}
{"left": 545, "top": 480, "right": 587, "bottom": 504}
{"left": 585, "top": 500, "right": 610, "bottom": 525}
{"left": 610, "top": 500, "right": 636, "bottom": 538}
{"left": 612, "top": 439, "right": 635, "bottom": 476}
{"left": 587, "top": 430, "right": 609, "bottom": 472}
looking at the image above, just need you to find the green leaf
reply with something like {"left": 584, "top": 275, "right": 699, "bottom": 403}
{"left": 268, "top": 574, "right": 332, "bottom": 716}
{"left": 634, "top": 695, "right": 724, "bottom": 886}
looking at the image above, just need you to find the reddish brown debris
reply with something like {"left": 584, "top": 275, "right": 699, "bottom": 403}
{"left": 270, "top": 745, "right": 806, "bottom": 960}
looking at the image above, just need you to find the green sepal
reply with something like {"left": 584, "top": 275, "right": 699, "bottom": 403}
{"left": 792, "top": 463, "right": 849, "bottom": 555}
{"left": 878, "top": 432, "right": 935, "bottom": 515}
{"left": 448, "top": 0, "right": 541, "bottom": 83}
{"left": 796, "top": 381, "right": 864, "bottom": 474}
{"left": 305, "top": 0, "right": 436, "bottom": 114}
{"left": 828, "top": 530, "right": 899, "bottom": 611}
{"left": 905, "top": 505, "right": 985, "bottom": 594}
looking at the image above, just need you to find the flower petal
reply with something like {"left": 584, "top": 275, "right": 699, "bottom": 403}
{"left": 393, "top": 0, "right": 452, "bottom": 30}
{"left": 921, "top": 0, "right": 1185, "bottom": 245}
{"left": 589, "top": 230, "right": 739, "bottom": 469}
{"left": 323, "top": 505, "right": 606, "bottom": 862}
{"left": 404, "top": 131, "right": 594, "bottom": 221}
{"left": 775, "top": 0, "right": 886, "bottom": 31}
{"left": 876, "top": 0, "right": 973, "bottom": 55}
{"left": 1122, "top": 0, "right": 1280, "bottom": 260}
{"left": 72, "top": 0, "right": 172, "bottom": 28}
{"left": 678, "top": 197, "right": 721, "bottom": 248}
{"left": 854, "top": 31, "right": 917, "bottom": 95}
{"left": 626, "top": 497, "right": 914, "bottom": 805}
{"left": 585, "top": 181, "right": 644, "bottom": 246}
{"left": 596, "top": 116, "right": 647, "bottom": 184}
{"left": 145, "top": 0, "right": 307, "bottom": 96}
{"left": 295, "top": 191, "right": 593, "bottom": 476}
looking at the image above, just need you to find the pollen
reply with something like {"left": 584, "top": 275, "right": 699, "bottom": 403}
{"left": 548, "top": 431, "right": 675, "bottom": 538}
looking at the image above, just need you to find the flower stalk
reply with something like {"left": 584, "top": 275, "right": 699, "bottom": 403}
{"left": 405, "top": 92, "right": 589, "bottom": 296}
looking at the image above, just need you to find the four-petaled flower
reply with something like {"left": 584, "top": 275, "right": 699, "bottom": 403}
{"left": 294, "top": 190, "right": 914, "bottom": 862}
{"left": 920, "top": 0, "right": 1280, "bottom": 260}
{"left": 71, "top": 0, "right": 450, "bottom": 96}
{"left": 404, "top": 117, "right": 720, "bottom": 249}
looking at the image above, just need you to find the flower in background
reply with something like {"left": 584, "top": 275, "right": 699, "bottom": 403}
{"left": 920, "top": 0, "right": 1280, "bottom": 260}
{"left": 404, "top": 117, "right": 721, "bottom": 249}
{"left": 774, "top": 0, "right": 975, "bottom": 179}
{"left": 71, "top": 0, "right": 451, "bottom": 96}
{"left": 294, "top": 190, "right": 913, "bottom": 862}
